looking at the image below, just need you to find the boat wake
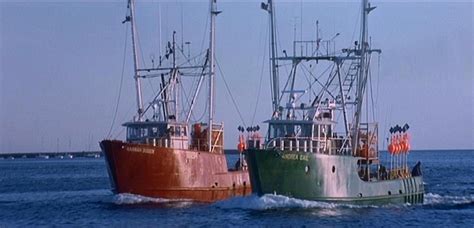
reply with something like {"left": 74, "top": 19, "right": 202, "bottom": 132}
{"left": 423, "top": 193, "right": 474, "bottom": 206}
{"left": 113, "top": 193, "right": 192, "bottom": 206}
{"left": 214, "top": 194, "right": 371, "bottom": 210}
{"left": 113, "top": 192, "right": 473, "bottom": 209}
{"left": 215, "top": 193, "right": 474, "bottom": 210}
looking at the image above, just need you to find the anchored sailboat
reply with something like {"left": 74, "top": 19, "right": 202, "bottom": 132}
{"left": 100, "top": 0, "right": 250, "bottom": 202}
{"left": 245, "top": 0, "right": 424, "bottom": 204}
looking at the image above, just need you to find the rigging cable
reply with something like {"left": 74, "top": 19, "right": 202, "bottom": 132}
{"left": 215, "top": 59, "right": 247, "bottom": 128}
{"left": 301, "top": 63, "right": 336, "bottom": 101}
{"left": 348, "top": 3, "right": 362, "bottom": 49}
{"left": 107, "top": 23, "right": 129, "bottom": 139}
{"left": 133, "top": 16, "right": 158, "bottom": 96}
{"left": 369, "top": 56, "right": 376, "bottom": 122}
{"left": 187, "top": 53, "right": 209, "bottom": 123}
{"left": 179, "top": 76, "right": 198, "bottom": 121}
{"left": 251, "top": 19, "right": 268, "bottom": 126}
{"left": 186, "top": 6, "right": 210, "bottom": 123}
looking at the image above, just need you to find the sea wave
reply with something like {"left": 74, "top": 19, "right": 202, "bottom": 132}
{"left": 0, "top": 189, "right": 111, "bottom": 202}
{"left": 214, "top": 194, "right": 371, "bottom": 210}
{"left": 424, "top": 193, "right": 474, "bottom": 206}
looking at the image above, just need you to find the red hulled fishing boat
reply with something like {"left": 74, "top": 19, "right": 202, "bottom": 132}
{"left": 101, "top": 0, "right": 250, "bottom": 202}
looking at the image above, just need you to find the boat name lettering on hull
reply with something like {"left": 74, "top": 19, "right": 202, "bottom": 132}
{"left": 281, "top": 153, "right": 309, "bottom": 161}
{"left": 126, "top": 147, "right": 154, "bottom": 154}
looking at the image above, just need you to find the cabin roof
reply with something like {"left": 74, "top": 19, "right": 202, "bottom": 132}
{"left": 264, "top": 119, "right": 337, "bottom": 125}
{"left": 122, "top": 121, "right": 188, "bottom": 127}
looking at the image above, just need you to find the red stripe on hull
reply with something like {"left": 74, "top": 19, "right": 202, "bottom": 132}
{"left": 100, "top": 140, "right": 251, "bottom": 202}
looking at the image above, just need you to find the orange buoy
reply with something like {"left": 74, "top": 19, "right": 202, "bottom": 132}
{"left": 237, "top": 135, "right": 246, "bottom": 152}
{"left": 392, "top": 136, "right": 397, "bottom": 154}
{"left": 388, "top": 143, "right": 394, "bottom": 154}
{"left": 237, "top": 142, "right": 244, "bottom": 152}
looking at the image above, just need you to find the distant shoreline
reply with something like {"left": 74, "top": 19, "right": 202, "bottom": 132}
{"left": 0, "top": 151, "right": 102, "bottom": 159}
{"left": 1, "top": 149, "right": 472, "bottom": 158}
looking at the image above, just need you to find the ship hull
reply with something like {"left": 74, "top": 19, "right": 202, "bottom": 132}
{"left": 246, "top": 149, "right": 424, "bottom": 204}
{"left": 100, "top": 140, "right": 251, "bottom": 202}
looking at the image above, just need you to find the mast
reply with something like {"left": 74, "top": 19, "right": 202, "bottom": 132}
{"left": 172, "top": 31, "right": 178, "bottom": 122}
{"left": 129, "top": 0, "right": 144, "bottom": 121}
{"left": 208, "top": 0, "right": 218, "bottom": 152}
{"left": 262, "top": 0, "right": 280, "bottom": 117}
{"left": 352, "top": 0, "right": 374, "bottom": 154}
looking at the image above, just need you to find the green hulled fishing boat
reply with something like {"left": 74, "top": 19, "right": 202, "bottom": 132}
{"left": 244, "top": 0, "right": 424, "bottom": 204}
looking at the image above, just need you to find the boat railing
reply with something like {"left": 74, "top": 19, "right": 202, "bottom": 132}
{"left": 146, "top": 137, "right": 170, "bottom": 148}
{"left": 293, "top": 39, "right": 337, "bottom": 57}
{"left": 211, "top": 124, "right": 224, "bottom": 153}
{"left": 388, "top": 168, "right": 411, "bottom": 180}
{"left": 265, "top": 136, "right": 351, "bottom": 156}
{"left": 189, "top": 123, "right": 224, "bottom": 153}
{"left": 145, "top": 136, "right": 189, "bottom": 150}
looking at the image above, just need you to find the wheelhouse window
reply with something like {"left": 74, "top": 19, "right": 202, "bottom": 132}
{"left": 127, "top": 127, "right": 148, "bottom": 140}
{"left": 125, "top": 123, "right": 169, "bottom": 141}
{"left": 151, "top": 127, "right": 159, "bottom": 137}
{"left": 313, "top": 124, "right": 332, "bottom": 138}
{"left": 167, "top": 124, "right": 188, "bottom": 137}
{"left": 175, "top": 126, "right": 181, "bottom": 136}
{"left": 268, "top": 123, "right": 313, "bottom": 139}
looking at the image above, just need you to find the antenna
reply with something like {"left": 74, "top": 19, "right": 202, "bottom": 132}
{"left": 316, "top": 20, "right": 320, "bottom": 51}
{"left": 300, "top": 0, "right": 303, "bottom": 56}
{"left": 158, "top": 2, "right": 163, "bottom": 64}
{"left": 293, "top": 17, "right": 297, "bottom": 56}
{"left": 180, "top": 2, "right": 185, "bottom": 52}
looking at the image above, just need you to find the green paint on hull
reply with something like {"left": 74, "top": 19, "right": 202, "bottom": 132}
{"left": 246, "top": 149, "right": 424, "bottom": 205}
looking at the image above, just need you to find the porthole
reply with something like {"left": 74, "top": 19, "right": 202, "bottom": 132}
{"left": 388, "top": 191, "right": 392, "bottom": 195}
{"left": 332, "top": 166, "right": 336, "bottom": 173}
{"left": 358, "top": 193, "right": 363, "bottom": 198}
{"left": 305, "top": 165, "right": 310, "bottom": 174}
{"left": 399, "top": 190, "right": 403, "bottom": 194}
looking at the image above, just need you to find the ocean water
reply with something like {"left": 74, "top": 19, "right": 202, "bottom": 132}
{"left": 0, "top": 150, "right": 473, "bottom": 226}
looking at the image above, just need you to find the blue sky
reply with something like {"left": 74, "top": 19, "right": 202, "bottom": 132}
{"left": 1, "top": 0, "right": 472, "bottom": 152}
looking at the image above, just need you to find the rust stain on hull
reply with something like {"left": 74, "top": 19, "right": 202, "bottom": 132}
{"left": 100, "top": 140, "right": 251, "bottom": 202}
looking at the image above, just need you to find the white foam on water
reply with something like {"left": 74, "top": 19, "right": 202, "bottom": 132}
{"left": 115, "top": 192, "right": 474, "bottom": 208}
{"left": 424, "top": 193, "right": 474, "bottom": 206}
{"left": 214, "top": 194, "right": 368, "bottom": 210}
{"left": 113, "top": 193, "right": 191, "bottom": 205}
